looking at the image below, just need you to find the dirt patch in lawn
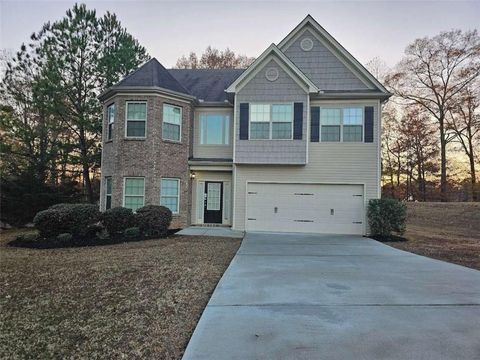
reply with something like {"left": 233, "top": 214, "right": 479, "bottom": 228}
{"left": 381, "top": 202, "right": 480, "bottom": 270}
{"left": 0, "top": 229, "right": 241, "bottom": 359}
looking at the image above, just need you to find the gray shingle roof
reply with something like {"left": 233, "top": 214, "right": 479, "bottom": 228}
{"left": 113, "top": 58, "right": 190, "bottom": 95}
{"left": 168, "top": 69, "right": 245, "bottom": 102}
{"left": 112, "top": 58, "right": 245, "bottom": 102}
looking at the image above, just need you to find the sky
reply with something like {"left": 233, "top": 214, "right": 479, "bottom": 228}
{"left": 1, "top": 0, "right": 479, "bottom": 69}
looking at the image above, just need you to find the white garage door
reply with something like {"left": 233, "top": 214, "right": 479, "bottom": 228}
{"left": 246, "top": 183, "right": 364, "bottom": 235}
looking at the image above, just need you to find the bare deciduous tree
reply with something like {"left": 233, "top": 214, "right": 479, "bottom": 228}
{"left": 385, "top": 29, "right": 480, "bottom": 201}
{"left": 447, "top": 84, "right": 480, "bottom": 200}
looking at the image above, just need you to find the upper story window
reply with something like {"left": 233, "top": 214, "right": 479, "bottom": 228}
{"left": 125, "top": 102, "right": 147, "bottom": 138}
{"left": 163, "top": 104, "right": 182, "bottom": 142}
{"left": 250, "top": 103, "right": 293, "bottom": 140}
{"left": 320, "top": 107, "right": 363, "bottom": 142}
{"left": 107, "top": 104, "right": 115, "bottom": 141}
{"left": 199, "top": 113, "right": 230, "bottom": 145}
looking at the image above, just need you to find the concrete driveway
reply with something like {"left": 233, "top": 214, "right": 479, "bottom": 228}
{"left": 182, "top": 232, "right": 480, "bottom": 360}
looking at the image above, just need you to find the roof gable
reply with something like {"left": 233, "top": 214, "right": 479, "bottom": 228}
{"left": 226, "top": 44, "right": 319, "bottom": 93}
{"left": 278, "top": 15, "right": 389, "bottom": 94}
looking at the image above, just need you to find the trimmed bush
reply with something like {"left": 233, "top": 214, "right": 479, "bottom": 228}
{"left": 33, "top": 204, "right": 101, "bottom": 238}
{"left": 134, "top": 205, "right": 172, "bottom": 237}
{"left": 56, "top": 233, "right": 73, "bottom": 242}
{"left": 124, "top": 227, "right": 141, "bottom": 238}
{"left": 368, "top": 198, "right": 407, "bottom": 236}
{"left": 102, "top": 207, "right": 135, "bottom": 235}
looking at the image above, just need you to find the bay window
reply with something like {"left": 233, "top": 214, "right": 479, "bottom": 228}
{"left": 107, "top": 103, "right": 115, "bottom": 141}
{"left": 123, "top": 177, "right": 145, "bottom": 212}
{"left": 163, "top": 104, "right": 182, "bottom": 141}
{"left": 125, "top": 102, "right": 147, "bottom": 138}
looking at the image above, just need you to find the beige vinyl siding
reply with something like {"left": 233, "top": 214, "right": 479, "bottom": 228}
{"left": 191, "top": 171, "right": 233, "bottom": 225}
{"left": 233, "top": 100, "right": 380, "bottom": 234}
{"left": 193, "top": 108, "right": 233, "bottom": 159}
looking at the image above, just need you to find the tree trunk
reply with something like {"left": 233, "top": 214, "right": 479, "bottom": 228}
{"left": 468, "top": 137, "right": 477, "bottom": 201}
{"left": 79, "top": 127, "right": 94, "bottom": 203}
{"left": 439, "top": 117, "right": 448, "bottom": 202}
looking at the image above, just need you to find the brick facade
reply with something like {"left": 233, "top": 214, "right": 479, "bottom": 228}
{"left": 100, "top": 94, "right": 193, "bottom": 228}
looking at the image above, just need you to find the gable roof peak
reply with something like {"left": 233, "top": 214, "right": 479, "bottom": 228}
{"left": 278, "top": 14, "right": 389, "bottom": 94}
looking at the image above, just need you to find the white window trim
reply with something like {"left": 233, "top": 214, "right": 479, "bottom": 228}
{"left": 199, "top": 113, "right": 230, "bottom": 146}
{"left": 160, "top": 177, "right": 180, "bottom": 214}
{"left": 162, "top": 104, "right": 182, "bottom": 143}
{"left": 106, "top": 103, "right": 115, "bottom": 141}
{"left": 105, "top": 176, "right": 112, "bottom": 210}
{"left": 248, "top": 102, "right": 294, "bottom": 140}
{"left": 319, "top": 106, "right": 364, "bottom": 143}
{"left": 122, "top": 177, "right": 145, "bottom": 211}
{"left": 125, "top": 101, "right": 147, "bottom": 139}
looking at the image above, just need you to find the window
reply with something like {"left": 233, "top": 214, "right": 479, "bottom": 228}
{"left": 320, "top": 107, "right": 364, "bottom": 142}
{"left": 107, "top": 104, "right": 115, "bottom": 141}
{"left": 271, "top": 104, "right": 293, "bottom": 139}
{"left": 320, "top": 108, "right": 341, "bottom": 142}
{"left": 105, "top": 177, "right": 112, "bottom": 210}
{"left": 126, "top": 102, "right": 146, "bottom": 138}
{"left": 250, "top": 103, "right": 293, "bottom": 140}
{"left": 343, "top": 108, "right": 363, "bottom": 142}
{"left": 250, "top": 104, "right": 270, "bottom": 139}
{"left": 199, "top": 114, "right": 230, "bottom": 145}
{"left": 160, "top": 178, "right": 180, "bottom": 213}
{"left": 163, "top": 104, "right": 182, "bottom": 141}
{"left": 123, "top": 177, "right": 145, "bottom": 212}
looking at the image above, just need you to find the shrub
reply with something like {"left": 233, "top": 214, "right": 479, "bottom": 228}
{"left": 56, "top": 233, "right": 73, "bottom": 242}
{"left": 134, "top": 205, "right": 172, "bottom": 237}
{"left": 368, "top": 198, "right": 407, "bottom": 236}
{"left": 102, "top": 207, "right": 135, "bottom": 235}
{"left": 124, "top": 227, "right": 141, "bottom": 238}
{"left": 33, "top": 204, "right": 101, "bottom": 238}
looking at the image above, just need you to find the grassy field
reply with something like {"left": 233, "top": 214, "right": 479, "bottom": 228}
{"left": 0, "top": 229, "right": 241, "bottom": 359}
{"left": 382, "top": 202, "right": 480, "bottom": 270}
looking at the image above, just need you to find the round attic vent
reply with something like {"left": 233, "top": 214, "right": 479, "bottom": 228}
{"left": 300, "top": 37, "right": 314, "bottom": 51}
{"left": 265, "top": 67, "right": 279, "bottom": 82}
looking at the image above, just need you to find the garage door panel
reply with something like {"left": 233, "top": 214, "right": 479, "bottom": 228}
{"left": 246, "top": 183, "right": 364, "bottom": 235}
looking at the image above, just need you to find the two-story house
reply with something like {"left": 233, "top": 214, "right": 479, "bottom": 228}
{"left": 98, "top": 15, "right": 391, "bottom": 235}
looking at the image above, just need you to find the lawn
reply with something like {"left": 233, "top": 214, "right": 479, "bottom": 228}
{"left": 382, "top": 202, "right": 480, "bottom": 270}
{"left": 0, "top": 229, "right": 241, "bottom": 359}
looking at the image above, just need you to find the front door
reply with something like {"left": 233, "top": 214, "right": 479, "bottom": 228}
{"left": 204, "top": 182, "right": 223, "bottom": 224}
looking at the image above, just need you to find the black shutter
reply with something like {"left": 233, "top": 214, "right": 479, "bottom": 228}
{"left": 293, "top": 102, "right": 303, "bottom": 140}
{"left": 239, "top": 103, "right": 249, "bottom": 140}
{"left": 364, "top": 106, "right": 374, "bottom": 143}
{"left": 311, "top": 107, "right": 320, "bottom": 142}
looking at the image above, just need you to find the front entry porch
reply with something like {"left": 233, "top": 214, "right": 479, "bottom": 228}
{"left": 191, "top": 170, "right": 232, "bottom": 226}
